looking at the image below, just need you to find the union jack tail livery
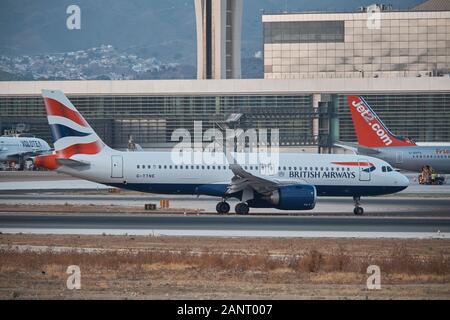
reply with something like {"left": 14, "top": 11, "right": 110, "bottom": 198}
{"left": 34, "top": 90, "right": 107, "bottom": 169}
{"left": 347, "top": 96, "right": 416, "bottom": 148}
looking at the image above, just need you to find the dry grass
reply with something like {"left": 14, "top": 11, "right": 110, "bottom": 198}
{"left": 1, "top": 235, "right": 449, "bottom": 299}
{"left": 1, "top": 244, "right": 448, "bottom": 277}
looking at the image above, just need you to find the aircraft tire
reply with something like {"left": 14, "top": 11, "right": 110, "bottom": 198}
{"left": 235, "top": 202, "right": 249, "bottom": 215}
{"left": 216, "top": 202, "right": 230, "bottom": 214}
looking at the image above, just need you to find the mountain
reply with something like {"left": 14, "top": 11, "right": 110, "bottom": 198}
{"left": 0, "top": 0, "right": 424, "bottom": 78}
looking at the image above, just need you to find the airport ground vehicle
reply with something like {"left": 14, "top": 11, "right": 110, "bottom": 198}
{"left": 418, "top": 166, "right": 446, "bottom": 185}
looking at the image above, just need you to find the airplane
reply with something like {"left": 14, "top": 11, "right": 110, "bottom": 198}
{"left": 336, "top": 96, "right": 450, "bottom": 174}
{"left": 33, "top": 90, "right": 409, "bottom": 215}
{"left": 0, "top": 134, "right": 52, "bottom": 170}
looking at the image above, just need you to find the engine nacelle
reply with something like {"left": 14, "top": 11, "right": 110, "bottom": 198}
{"left": 264, "top": 184, "right": 316, "bottom": 210}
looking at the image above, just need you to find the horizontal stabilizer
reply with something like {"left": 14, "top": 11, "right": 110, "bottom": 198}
{"left": 56, "top": 158, "right": 90, "bottom": 167}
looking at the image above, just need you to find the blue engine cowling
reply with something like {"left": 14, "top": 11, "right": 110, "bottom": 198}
{"left": 252, "top": 184, "right": 316, "bottom": 210}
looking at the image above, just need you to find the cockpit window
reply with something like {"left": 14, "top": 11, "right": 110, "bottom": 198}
{"left": 387, "top": 166, "right": 393, "bottom": 172}
{"left": 382, "top": 166, "right": 386, "bottom": 172}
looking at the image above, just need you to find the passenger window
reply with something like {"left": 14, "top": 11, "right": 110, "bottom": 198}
{"left": 207, "top": 166, "right": 210, "bottom": 169}
{"left": 164, "top": 165, "right": 167, "bottom": 169}
{"left": 137, "top": 165, "right": 140, "bottom": 169}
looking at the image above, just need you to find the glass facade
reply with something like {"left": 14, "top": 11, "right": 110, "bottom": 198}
{"left": 263, "top": 11, "right": 450, "bottom": 79}
{"left": 1, "top": 92, "right": 449, "bottom": 149}
{"left": 0, "top": 94, "right": 316, "bottom": 148}
{"left": 264, "top": 21, "right": 345, "bottom": 43}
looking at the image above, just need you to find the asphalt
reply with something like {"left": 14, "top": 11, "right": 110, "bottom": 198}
{"left": 0, "top": 214, "right": 449, "bottom": 239}
{"left": 1, "top": 193, "right": 450, "bottom": 216}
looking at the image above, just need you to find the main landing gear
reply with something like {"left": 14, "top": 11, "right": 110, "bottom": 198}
{"left": 235, "top": 202, "right": 249, "bottom": 215}
{"left": 216, "top": 201, "right": 230, "bottom": 214}
{"left": 216, "top": 200, "right": 250, "bottom": 215}
{"left": 353, "top": 196, "right": 364, "bottom": 215}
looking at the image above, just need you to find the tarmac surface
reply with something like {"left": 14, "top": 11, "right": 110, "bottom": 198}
{"left": 1, "top": 171, "right": 449, "bottom": 238}
{"left": 0, "top": 214, "right": 449, "bottom": 238}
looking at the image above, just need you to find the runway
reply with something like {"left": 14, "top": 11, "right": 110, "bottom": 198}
{"left": 1, "top": 214, "right": 449, "bottom": 238}
{"left": 1, "top": 171, "right": 450, "bottom": 238}
{"left": 1, "top": 193, "right": 450, "bottom": 216}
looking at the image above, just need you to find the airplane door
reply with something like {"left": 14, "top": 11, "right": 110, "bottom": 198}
{"left": 396, "top": 152, "right": 403, "bottom": 164}
{"left": 358, "top": 159, "right": 371, "bottom": 181}
{"left": 111, "top": 155, "right": 123, "bottom": 178}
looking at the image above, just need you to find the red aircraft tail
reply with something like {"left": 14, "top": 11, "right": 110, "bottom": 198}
{"left": 347, "top": 96, "right": 416, "bottom": 148}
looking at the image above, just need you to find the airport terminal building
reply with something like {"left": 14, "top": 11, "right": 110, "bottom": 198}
{"left": 1, "top": 77, "right": 450, "bottom": 152}
{"left": 263, "top": 5, "right": 450, "bottom": 79}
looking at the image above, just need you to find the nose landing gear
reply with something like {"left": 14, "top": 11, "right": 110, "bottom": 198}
{"left": 353, "top": 196, "right": 364, "bottom": 215}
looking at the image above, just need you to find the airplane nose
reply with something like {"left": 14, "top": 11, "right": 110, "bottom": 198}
{"left": 398, "top": 173, "right": 410, "bottom": 188}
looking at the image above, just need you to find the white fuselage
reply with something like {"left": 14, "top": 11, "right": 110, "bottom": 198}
{"left": 56, "top": 148, "right": 409, "bottom": 198}
{"left": 361, "top": 145, "right": 450, "bottom": 173}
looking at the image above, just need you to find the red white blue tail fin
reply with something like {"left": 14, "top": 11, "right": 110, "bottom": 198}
{"left": 347, "top": 96, "right": 416, "bottom": 148}
{"left": 41, "top": 89, "right": 106, "bottom": 154}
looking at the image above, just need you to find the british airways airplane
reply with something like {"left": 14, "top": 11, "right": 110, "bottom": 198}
{"left": 34, "top": 90, "right": 409, "bottom": 215}
{"left": 336, "top": 96, "right": 450, "bottom": 173}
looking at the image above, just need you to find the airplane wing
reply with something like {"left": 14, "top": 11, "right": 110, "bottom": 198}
{"left": 334, "top": 141, "right": 380, "bottom": 155}
{"left": 226, "top": 163, "right": 302, "bottom": 196}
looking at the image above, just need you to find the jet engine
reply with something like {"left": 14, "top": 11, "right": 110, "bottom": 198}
{"left": 263, "top": 184, "right": 316, "bottom": 210}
